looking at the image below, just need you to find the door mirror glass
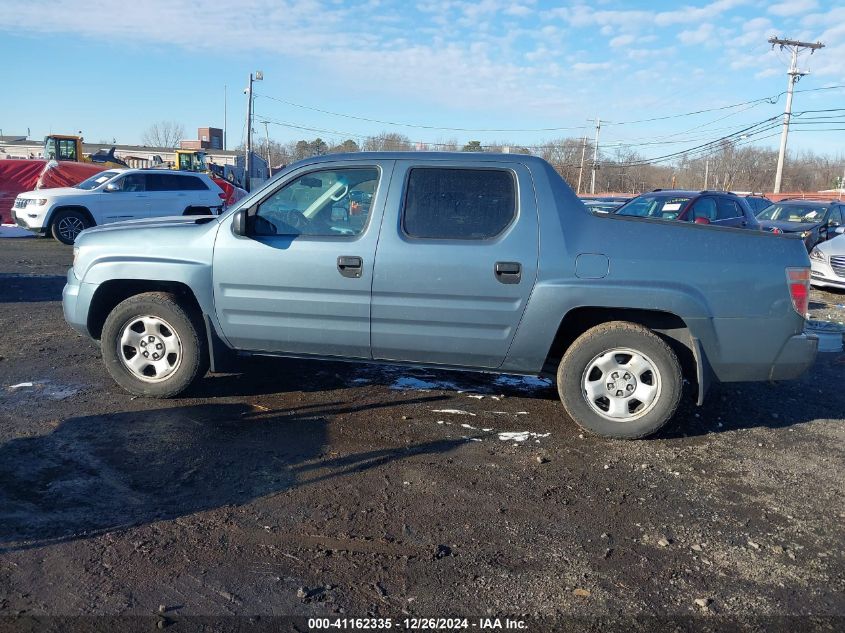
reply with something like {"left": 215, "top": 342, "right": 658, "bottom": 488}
{"left": 836, "top": 226, "right": 845, "bottom": 235}
{"left": 232, "top": 209, "right": 247, "bottom": 236}
{"left": 104, "top": 182, "right": 120, "bottom": 192}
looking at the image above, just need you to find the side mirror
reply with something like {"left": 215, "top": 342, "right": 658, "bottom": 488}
{"left": 104, "top": 182, "right": 119, "bottom": 193}
{"left": 694, "top": 217, "right": 710, "bottom": 225}
{"left": 836, "top": 226, "right": 845, "bottom": 235}
{"left": 232, "top": 209, "right": 248, "bottom": 236}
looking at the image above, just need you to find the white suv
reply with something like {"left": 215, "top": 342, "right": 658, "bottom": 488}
{"left": 11, "top": 169, "right": 225, "bottom": 244}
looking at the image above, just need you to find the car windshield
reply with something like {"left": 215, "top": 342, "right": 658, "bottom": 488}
{"left": 74, "top": 171, "right": 121, "bottom": 190}
{"left": 757, "top": 203, "right": 828, "bottom": 223}
{"left": 615, "top": 195, "right": 692, "bottom": 220}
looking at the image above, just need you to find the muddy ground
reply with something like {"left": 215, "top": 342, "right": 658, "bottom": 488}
{"left": 0, "top": 238, "right": 843, "bottom": 632}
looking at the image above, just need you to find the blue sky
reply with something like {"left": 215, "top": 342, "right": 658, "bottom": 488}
{"left": 1, "top": 0, "right": 843, "bottom": 160}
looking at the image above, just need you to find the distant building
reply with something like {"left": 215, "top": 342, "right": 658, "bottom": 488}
{"left": 180, "top": 127, "right": 224, "bottom": 151}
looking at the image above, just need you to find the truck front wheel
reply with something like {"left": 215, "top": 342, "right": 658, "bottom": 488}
{"left": 100, "top": 292, "right": 209, "bottom": 397}
{"left": 557, "top": 321, "right": 682, "bottom": 439}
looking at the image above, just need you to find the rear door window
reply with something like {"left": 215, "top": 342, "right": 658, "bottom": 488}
{"left": 173, "top": 175, "right": 208, "bottom": 190}
{"left": 144, "top": 173, "right": 170, "bottom": 192}
{"left": 716, "top": 198, "right": 742, "bottom": 220}
{"left": 402, "top": 168, "right": 516, "bottom": 240}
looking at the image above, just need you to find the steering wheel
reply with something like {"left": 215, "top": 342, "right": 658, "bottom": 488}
{"left": 278, "top": 209, "right": 311, "bottom": 233}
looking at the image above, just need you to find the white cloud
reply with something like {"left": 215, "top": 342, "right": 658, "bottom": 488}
{"left": 504, "top": 4, "right": 532, "bottom": 17}
{"left": 572, "top": 61, "right": 614, "bottom": 72}
{"left": 610, "top": 34, "right": 635, "bottom": 48}
{"left": 678, "top": 23, "right": 716, "bottom": 45}
{"left": 769, "top": 0, "right": 818, "bottom": 17}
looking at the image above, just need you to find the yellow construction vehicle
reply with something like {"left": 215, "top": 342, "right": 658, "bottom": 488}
{"left": 174, "top": 149, "right": 208, "bottom": 172}
{"left": 43, "top": 134, "right": 128, "bottom": 169}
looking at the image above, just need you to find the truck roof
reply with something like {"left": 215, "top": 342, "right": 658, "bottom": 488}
{"left": 286, "top": 151, "right": 549, "bottom": 168}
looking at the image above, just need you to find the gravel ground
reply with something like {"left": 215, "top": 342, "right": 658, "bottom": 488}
{"left": 0, "top": 238, "right": 843, "bottom": 632}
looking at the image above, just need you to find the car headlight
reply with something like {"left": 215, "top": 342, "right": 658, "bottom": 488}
{"left": 72, "top": 246, "right": 80, "bottom": 270}
{"left": 33, "top": 199, "right": 48, "bottom": 206}
{"left": 809, "top": 248, "right": 826, "bottom": 262}
{"left": 799, "top": 230, "right": 812, "bottom": 238}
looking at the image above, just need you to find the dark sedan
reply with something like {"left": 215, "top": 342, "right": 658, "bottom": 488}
{"left": 613, "top": 190, "right": 761, "bottom": 229}
{"left": 756, "top": 199, "right": 844, "bottom": 251}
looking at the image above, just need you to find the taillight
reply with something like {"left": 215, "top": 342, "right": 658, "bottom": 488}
{"left": 218, "top": 192, "right": 227, "bottom": 200}
{"left": 786, "top": 267, "right": 810, "bottom": 317}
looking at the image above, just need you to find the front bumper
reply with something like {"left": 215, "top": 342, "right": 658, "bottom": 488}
{"left": 810, "top": 260, "right": 845, "bottom": 289}
{"left": 62, "top": 267, "right": 94, "bottom": 337}
{"left": 769, "top": 333, "right": 818, "bottom": 381}
{"left": 10, "top": 207, "right": 45, "bottom": 232}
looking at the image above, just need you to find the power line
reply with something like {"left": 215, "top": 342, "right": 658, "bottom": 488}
{"left": 253, "top": 85, "right": 845, "bottom": 135}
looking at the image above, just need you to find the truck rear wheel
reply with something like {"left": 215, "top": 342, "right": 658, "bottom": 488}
{"left": 51, "top": 210, "right": 90, "bottom": 245}
{"left": 557, "top": 321, "right": 682, "bottom": 439}
{"left": 100, "top": 292, "right": 208, "bottom": 398}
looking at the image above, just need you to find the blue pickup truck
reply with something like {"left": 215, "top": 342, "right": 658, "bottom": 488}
{"left": 62, "top": 153, "right": 817, "bottom": 439}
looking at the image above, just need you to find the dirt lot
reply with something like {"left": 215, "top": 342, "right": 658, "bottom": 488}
{"left": 0, "top": 238, "right": 843, "bottom": 632}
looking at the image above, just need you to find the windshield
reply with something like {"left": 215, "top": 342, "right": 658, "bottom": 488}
{"left": 615, "top": 195, "right": 692, "bottom": 220}
{"left": 74, "top": 170, "right": 121, "bottom": 190}
{"left": 757, "top": 203, "right": 828, "bottom": 223}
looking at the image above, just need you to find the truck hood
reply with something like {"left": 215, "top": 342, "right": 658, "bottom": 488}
{"left": 82, "top": 215, "right": 220, "bottom": 236}
{"left": 757, "top": 220, "right": 819, "bottom": 233}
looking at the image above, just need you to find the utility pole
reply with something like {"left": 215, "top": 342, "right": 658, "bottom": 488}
{"left": 576, "top": 133, "right": 587, "bottom": 195}
{"left": 769, "top": 36, "right": 824, "bottom": 194}
{"left": 244, "top": 70, "right": 263, "bottom": 192}
{"left": 223, "top": 84, "right": 227, "bottom": 151}
{"left": 704, "top": 159, "right": 709, "bottom": 190}
{"left": 590, "top": 118, "right": 601, "bottom": 195}
{"left": 262, "top": 120, "right": 272, "bottom": 177}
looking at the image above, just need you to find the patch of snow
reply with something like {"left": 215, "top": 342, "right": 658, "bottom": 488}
{"left": 431, "top": 409, "right": 476, "bottom": 416}
{"left": 492, "top": 375, "right": 552, "bottom": 390}
{"left": 497, "top": 431, "right": 551, "bottom": 442}
{"left": 6, "top": 380, "right": 79, "bottom": 399}
{"left": 391, "top": 376, "right": 461, "bottom": 391}
{"left": 460, "top": 423, "right": 477, "bottom": 430}
{"left": 467, "top": 394, "right": 485, "bottom": 399}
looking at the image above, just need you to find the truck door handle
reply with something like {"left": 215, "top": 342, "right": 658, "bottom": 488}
{"left": 337, "top": 255, "right": 363, "bottom": 278}
{"left": 495, "top": 261, "right": 522, "bottom": 284}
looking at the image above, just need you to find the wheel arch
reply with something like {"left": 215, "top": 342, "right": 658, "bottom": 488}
{"left": 47, "top": 205, "right": 96, "bottom": 228}
{"left": 87, "top": 280, "right": 202, "bottom": 340}
{"left": 543, "top": 306, "right": 708, "bottom": 403}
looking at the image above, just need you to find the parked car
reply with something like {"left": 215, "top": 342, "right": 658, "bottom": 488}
{"left": 809, "top": 230, "right": 845, "bottom": 289}
{"left": 63, "top": 153, "right": 816, "bottom": 440}
{"left": 582, "top": 199, "right": 625, "bottom": 214}
{"left": 11, "top": 169, "right": 225, "bottom": 244}
{"left": 613, "top": 189, "right": 761, "bottom": 229}
{"left": 756, "top": 199, "right": 844, "bottom": 251}
{"left": 736, "top": 194, "right": 772, "bottom": 214}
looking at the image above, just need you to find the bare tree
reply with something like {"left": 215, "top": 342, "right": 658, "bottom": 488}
{"left": 142, "top": 121, "right": 186, "bottom": 148}
{"left": 363, "top": 132, "right": 412, "bottom": 152}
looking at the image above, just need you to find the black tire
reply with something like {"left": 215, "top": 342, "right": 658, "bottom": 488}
{"left": 557, "top": 321, "right": 683, "bottom": 439}
{"left": 101, "top": 292, "right": 208, "bottom": 397}
{"left": 50, "top": 209, "right": 90, "bottom": 245}
{"left": 183, "top": 206, "right": 211, "bottom": 216}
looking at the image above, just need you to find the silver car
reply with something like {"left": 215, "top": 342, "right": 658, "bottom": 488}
{"left": 810, "top": 228, "right": 845, "bottom": 290}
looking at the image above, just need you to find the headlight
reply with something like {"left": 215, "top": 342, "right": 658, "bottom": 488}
{"left": 809, "top": 248, "right": 826, "bottom": 262}
{"left": 33, "top": 198, "right": 48, "bottom": 206}
{"left": 799, "top": 230, "right": 812, "bottom": 238}
{"left": 72, "top": 246, "right": 80, "bottom": 270}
